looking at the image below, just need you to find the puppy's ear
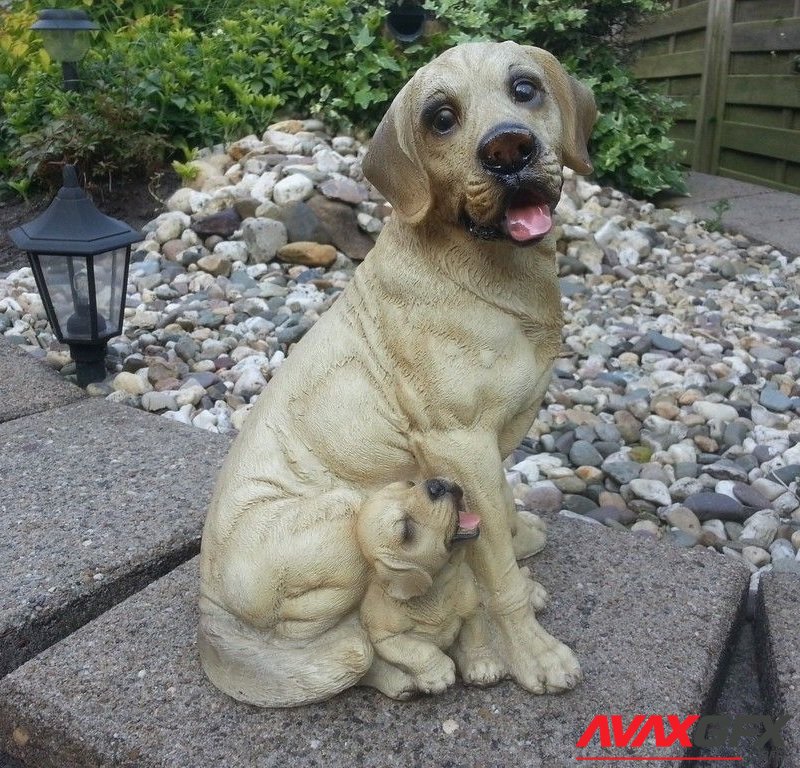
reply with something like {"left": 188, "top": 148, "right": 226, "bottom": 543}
{"left": 375, "top": 556, "right": 433, "bottom": 601}
{"left": 362, "top": 85, "right": 432, "bottom": 225}
{"left": 526, "top": 47, "right": 597, "bottom": 176}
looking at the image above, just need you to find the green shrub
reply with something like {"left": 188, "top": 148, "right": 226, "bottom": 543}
{"left": 1, "top": 0, "right": 684, "bottom": 198}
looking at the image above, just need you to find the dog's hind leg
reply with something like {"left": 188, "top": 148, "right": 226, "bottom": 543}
{"left": 511, "top": 509, "right": 548, "bottom": 560}
{"left": 198, "top": 597, "right": 372, "bottom": 707}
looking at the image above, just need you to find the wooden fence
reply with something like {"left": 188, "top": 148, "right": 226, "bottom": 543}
{"left": 631, "top": 0, "right": 800, "bottom": 193}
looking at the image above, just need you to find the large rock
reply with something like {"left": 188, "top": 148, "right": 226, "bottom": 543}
{"left": 272, "top": 174, "right": 314, "bottom": 206}
{"left": 241, "top": 218, "right": 288, "bottom": 264}
{"left": 272, "top": 201, "right": 333, "bottom": 244}
{"left": 277, "top": 242, "right": 337, "bottom": 268}
{"left": 319, "top": 174, "right": 369, "bottom": 205}
{"left": 191, "top": 208, "right": 242, "bottom": 239}
{"left": 0, "top": 519, "right": 747, "bottom": 767}
{"left": 307, "top": 195, "right": 376, "bottom": 261}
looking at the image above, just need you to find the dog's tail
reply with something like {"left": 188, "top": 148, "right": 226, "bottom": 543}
{"left": 198, "top": 596, "right": 373, "bottom": 707}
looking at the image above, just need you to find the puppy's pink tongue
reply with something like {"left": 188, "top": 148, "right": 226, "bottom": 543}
{"left": 458, "top": 511, "right": 481, "bottom": 532}
{"left": 506, "top": 202, "right": 552, "bottom": 242}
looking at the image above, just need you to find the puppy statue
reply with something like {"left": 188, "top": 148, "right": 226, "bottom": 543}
{"left": 357, "top": 478, "right": 482, "bottom": 699}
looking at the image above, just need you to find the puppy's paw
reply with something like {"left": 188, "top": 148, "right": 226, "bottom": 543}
{"left": 360, "top": 659, "right": 416, "bottom": 700}
{"left": 414, "top": 656, "right": 456, "bottom": 695}
{"left": 459, "top": 653, "right": 506, "bottom": 687}
{"left": 512, "top": 510, "right": 547, "bottom": 560}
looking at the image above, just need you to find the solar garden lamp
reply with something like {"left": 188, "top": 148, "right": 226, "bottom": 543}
{"left": 31, "top": 9, "right": 99, "bottom": 91}
{"left": 385, "top": 1, "right": 427, "bottom": 43}
{"left": 9, "top": 165, "right": 142, "bottom": 387}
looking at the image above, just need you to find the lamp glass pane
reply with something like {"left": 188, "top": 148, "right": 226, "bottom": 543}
{"left": 37, "top": 254, "right": 93, "bottom": 341}
{"left": 93, "top": 248, "right": 127, "bottom": 335}
{"left": 40, "top": 29, "right": 92, "bottom": 62}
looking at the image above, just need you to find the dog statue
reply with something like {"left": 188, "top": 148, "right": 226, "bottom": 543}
{"left": 199, "top": 40, "right": 596, "bottom": 706}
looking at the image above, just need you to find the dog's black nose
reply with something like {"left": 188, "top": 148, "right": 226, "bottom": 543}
{"left": 426, "top": 478, "right": 459, "bottom": 501}
{"left": 478, "top": 124, "right": 538, "bottom": 175}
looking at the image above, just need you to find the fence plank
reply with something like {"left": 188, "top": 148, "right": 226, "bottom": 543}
{"left": 632, "top": 50, "right": 706, "bottom": 78}
{"left": 672, "top": 137, "right": 695, "bottom": 162}
{"left": 720, "top": 121, "right": 800, "bottom": 163}
{"left": 726, "top": 75, "right": 800, "bottom": 108}
{"left": 694, "top": 0, "right": 734, "bottom": 172}
{"left": 674, "top": 94, "right": 702, "bottom": 119}
{"left": 717, "top": 166, "right": 800, "bottom": 192}
{"left": 730, "top": 17, "right": 800, "bottom": 51}
{"left": 735, "top": 0, "right": 798, "bottom": 23}
{"left": 627, "top": 2, "right": 709, "bottom": 41}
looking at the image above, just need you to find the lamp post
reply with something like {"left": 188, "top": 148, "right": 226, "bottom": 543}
{"left": 31, "top": 9, "right": 98, "bottom": 91}
{"left": 9, "top": 165, "right": 142, "bottom": 387}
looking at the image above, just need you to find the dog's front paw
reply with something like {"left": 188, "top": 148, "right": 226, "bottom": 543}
{"left": 512, "top": 510, "right": 547, "bottom": 560}
{"left": 414, "top": 656, "right": 456, "bottom": 695}
{"left": 501, "top": 613, "right": 582, "bottom": 694}
{"left": 536, "top": 638, "right": 582, "bottom": 693}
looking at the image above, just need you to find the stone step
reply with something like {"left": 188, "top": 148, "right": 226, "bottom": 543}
{"left": 0, "top": 398, "right": 231, "bottom": 678}
{"left": 0, "top": 340, "right": 84, "bottom": 424}
{"left": 755, "top": 573, "right": 800, "bottom": 768}
{"left": 0, "top": 518, "right": 748, "bottom": 767}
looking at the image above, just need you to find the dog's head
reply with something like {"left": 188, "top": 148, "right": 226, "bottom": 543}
{"left": 363, "top": 41, "right": 596, "bottom": 245}
{"left": 356, "top": 478, "right": 480, "bottom": 601}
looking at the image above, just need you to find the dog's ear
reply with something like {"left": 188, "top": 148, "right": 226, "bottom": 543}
{"left": 362, "top": 85, "right": 432, "bottom": 225}
{"left": 375, "top": 555, "right": 433, "bottom": 601}
{"left": 526, "top": 47, "right": 597, "bottom": 176}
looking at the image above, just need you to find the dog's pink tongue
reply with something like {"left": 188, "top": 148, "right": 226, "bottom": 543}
{"left": 506, "top": 202, "right": 552, "bottom": 242}
{"left": 458, "top": 511, "right": 481, "bottom": 532}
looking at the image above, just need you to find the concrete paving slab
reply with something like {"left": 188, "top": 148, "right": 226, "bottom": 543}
{"left": 0, "top": 398, "right": 231, "bottom": 679}
{"left": 0, "top": 339, "right": 84, "bottom": 424}
{"left": 696, "top": 622, "right": 770, "bottom": 766}
{"left": 0, "top": 518, "right": 748, "bottom": 768}
{"left": 755, "top": 573, "right": 800, "bottom": 768}
{"left": 665, "top": 172, "right": 776, "bottom": 204}
{"left": 662, "top": 172, "right": 800, "bottom": 258}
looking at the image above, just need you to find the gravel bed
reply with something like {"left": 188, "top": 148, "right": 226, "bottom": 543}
{"left": 2, "top": 118, "right": 800, "bottom": 594}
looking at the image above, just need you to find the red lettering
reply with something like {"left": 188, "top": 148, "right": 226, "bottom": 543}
{"left": 576, "top": 715, "right": 612, "bottom": 748}
{"left": 661, "top": 715, "right": 701, "bottom": 747}
{"left": 631, "top": 715, "right": 665, "bottom": 748}
{"left": 610, "top": 715, "right": 646, "bottom": 747}
{"left": 576, "top": 714, "right": 703, "bottom": 750}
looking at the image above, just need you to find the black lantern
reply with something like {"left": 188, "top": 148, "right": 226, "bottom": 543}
{"left": 385, "top": 2, "right": 427, "bottom": 43}
{"left": 31, "top": 9, "right": 98, "bottom": 91}
{"left": 9, "top": 165, "right": 142, "bottom": 386}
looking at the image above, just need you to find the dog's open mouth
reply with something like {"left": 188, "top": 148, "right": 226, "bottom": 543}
{"left": 505, "top": 190, "right": 553, "bottom": 243}
{"left": 462, "top": 187, "right": 556, "bottom": 246}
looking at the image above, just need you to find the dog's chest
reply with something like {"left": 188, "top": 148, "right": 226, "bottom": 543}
{"left": 405, "top": 312, "right": 555, "bottom": 423}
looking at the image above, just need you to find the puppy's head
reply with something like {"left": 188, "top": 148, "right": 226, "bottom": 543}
{"left": 363, "top": 41, "right": 596, "bottom": 245}
{"left": 356, "top": 478, "right": 480, "bottom": 601}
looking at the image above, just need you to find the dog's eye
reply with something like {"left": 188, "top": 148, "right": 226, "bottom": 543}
{"left": 431, "top": 107, "right": 457, "bottom": 134}
{"left": 401, "top": 518, "right": 414, "bottom": 543}
{"left": 512, "top": 78, "right": 541, "bottom": 104}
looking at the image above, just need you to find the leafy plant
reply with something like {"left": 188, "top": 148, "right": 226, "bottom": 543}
{"left": 706, "top": 198, "right": 732, "bottom": 233}
{"left": 1, "top": 0, "right": 685, "bottom": 198}
{"left": 3, "top": 177, "right": 33, "bottom": 202}
{"left": 172, "top": 160, "right": 200, "bottom": 183}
